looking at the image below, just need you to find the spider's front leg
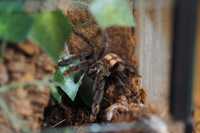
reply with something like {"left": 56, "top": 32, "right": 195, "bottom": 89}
{"left": 58, "top": 52, "right": 92, "bottom": 67}
{"left": 58, "top": 29, "right": 96, "bottom": 67}
{"left": 90, "top": 69, "right": 106, "bottom": 121}
{"left": 57, "top": 47, "right": 97, "bottom": 76}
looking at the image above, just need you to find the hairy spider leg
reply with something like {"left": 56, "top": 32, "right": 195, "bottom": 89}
{"left": 90, "top": 61, "right": 112, "bottom": 120}
{"left": 58, "top": 52, "right": 92, "bottom": 66}
{"left": 72, "top": 29, "right": 96, "bottom": 59}
{"left": 123, "top": 63, "right": 139, "bottom": 76}
{"left": 116, "top": 75, "right": 126, "bottom": 87}
{"left": 59, "top": 29, "right": 97, "bottom": 67}
{"left": 91, "top": 76, "right": 106, "bottom": 119}
{"left": 73, "top": 29, "right": 109, "bottom": 61}
{"left": 118, "top": 71, "right": 129, "bottom": 83}
{"left": 60, "top": 58, "right": 96, "bottom": 76}
{"left": 87, "top": 67, "right": 98, "bottom": 77}
{"left": 97, "top": 31, "right": 109, "bottom": 60}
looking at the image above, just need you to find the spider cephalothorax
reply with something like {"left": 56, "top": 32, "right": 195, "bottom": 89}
{"left": 58, "top": 30, "right": 137, "bottom": 120}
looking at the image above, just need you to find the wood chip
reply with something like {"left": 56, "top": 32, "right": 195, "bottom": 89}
{"left": 18, "top": 41, "right": 40, "bottom": 56}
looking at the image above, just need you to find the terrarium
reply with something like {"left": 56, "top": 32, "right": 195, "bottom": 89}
{"left": 0, "top": 0, "right": 199, "bottom": 133}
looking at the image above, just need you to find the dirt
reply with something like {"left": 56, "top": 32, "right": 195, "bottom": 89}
{"left": 0, "top": 42, "right": 55, "bottom": 132}
{"left": 0, "top": 8, "right": 154, "bottom": 133}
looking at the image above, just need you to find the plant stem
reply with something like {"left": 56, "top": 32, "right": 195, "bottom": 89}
{"left": 0, "top": 97, "right": 31, "bottom": 133}
{"left": 0, "top": 75, "right": 55, "bottom": 132}
{"left": 0, "top": 75, "right": 53, "bottom": 94}
{"left": 0, "top": 40, "right": 7, "bottom": 63}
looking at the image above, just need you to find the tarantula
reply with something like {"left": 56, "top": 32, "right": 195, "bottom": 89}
{"left": 58, "top": 30, "right": 138, "bottom": 120}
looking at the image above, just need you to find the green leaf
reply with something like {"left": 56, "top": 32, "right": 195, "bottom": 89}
{"left": 29, "top": 10, "right": 72, "bottom": 62}
{"left": 0, "top": 1, "right": 32, "bottom": 42}
{"left": 53, "top": 58, "right": 85, "bottom": 101}
{"left": 64, "top": 73, "right": 85, "bottom": 101}
{"left": 78, "top": 75, "right": 94, "bottom": 107}
{"left": 0, "top": 1, "right": 24, "bottom": 13}
{"left": 89, "top": 0, "right": 135, "bottom": 29}
{"left": 50, "top": 86, "right": 62, "bottom": 103}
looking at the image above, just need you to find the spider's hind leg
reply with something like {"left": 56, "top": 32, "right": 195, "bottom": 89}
{"left": 72, "top": 29, "right": 96, "bottom": 60}
{"left": 114, "top": 72, "right": 129, "bottom": 95}
{"left": 97, "top": 31, "right": 109, "bottom": 60}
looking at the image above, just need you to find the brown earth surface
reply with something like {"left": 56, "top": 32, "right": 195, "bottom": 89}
{"left": 0, "top": 42, "right": 55, "bottom": 132}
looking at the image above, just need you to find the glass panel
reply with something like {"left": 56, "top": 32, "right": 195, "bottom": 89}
{"left": 194, "top": 4, "right": 200, "bottom": 133}
{"left": 135, "top": 0, "right": 172, "bottom": 117}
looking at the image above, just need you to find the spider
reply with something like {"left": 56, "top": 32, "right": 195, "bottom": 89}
{"left": 58, "top": 29, "right": 138, "bottom": 120}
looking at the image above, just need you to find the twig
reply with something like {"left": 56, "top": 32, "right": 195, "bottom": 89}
{"left": 71, "top": 0, "right": 90, "bottom": 8}
{"left": 51, "top": 119, "right": 66, "bottom": 128}
{"left": 0, "top": 75, "right": 59, "bottom": 132}
{"left": 0, "top": 75, "right": 56, "bottom": 132}
{"left": 0, "top": 98, "right": 31, "bottom": 133}
{"left": 73, "top": 19, "right": 94, "bottom": 28}
{"left": 0, "top": 75, "right": 53, "bottom": 94}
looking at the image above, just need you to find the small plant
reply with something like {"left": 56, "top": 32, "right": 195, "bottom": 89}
{"left": 0, "top": 1, "right": 72, "bottom": 62}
